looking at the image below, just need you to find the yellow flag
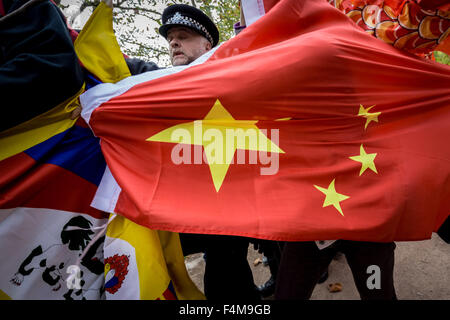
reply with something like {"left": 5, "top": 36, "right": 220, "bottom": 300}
{"left": 74, "top": 2, "right": 131, "bottom": 83}
{"left": 105, "top": 214, "right": 205, "bottom": 300}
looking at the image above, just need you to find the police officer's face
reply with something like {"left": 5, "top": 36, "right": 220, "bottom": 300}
{"left": 167, "top": 27, "right": 212, "bottom": 66}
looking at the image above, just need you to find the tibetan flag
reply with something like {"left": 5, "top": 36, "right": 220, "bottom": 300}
{"left": 1, "top": 1, "right": 201, "bottom": 300}
{"left": 0, "top": 119, "right": 109, "bottom": 300}
{"left": 81, "top": 0, "right": 450, "bottom": 243}
{"left": 104, "top": 214, "right": 204, "bottom": 300}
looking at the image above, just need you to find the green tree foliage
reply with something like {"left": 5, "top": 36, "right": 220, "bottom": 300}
{"left": 59, "top": 0, "right": 239, "bottom": 66}
{"left": 434, "top": 51, "right": 450, "bottom": 66}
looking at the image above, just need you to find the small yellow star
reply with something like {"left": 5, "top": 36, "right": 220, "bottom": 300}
{"left": 349, "top": 144, "right": 378, "bottom": 176}
{"left": 358, "top": 104, "right": 380, "bottom": 130}
{"left": 314, "top": 179, "right": 350, "bottom": 216}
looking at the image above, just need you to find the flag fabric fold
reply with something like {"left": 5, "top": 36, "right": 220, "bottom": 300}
{"left": 326, "top": 0, "right": 450, "bottom": 56}
{"left": 82, "top": 0, "right": 450, "bottom": 242}
{"left": 0, "top": 119, "right": 109, "bottom": 300}
{"left": 0, "top": 0, "right": 108, "bottom": 299}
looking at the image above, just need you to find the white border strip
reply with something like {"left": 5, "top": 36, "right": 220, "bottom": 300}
{"left": 241, "top": 0, "right": 266, "bottom": 26}
{"left": 91, "top": 165, "right": 121, "bottom": 213}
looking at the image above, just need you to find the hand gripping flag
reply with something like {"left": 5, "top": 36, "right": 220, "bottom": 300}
{"left": 81, "top": 0, "right": 450, "bottom": 242}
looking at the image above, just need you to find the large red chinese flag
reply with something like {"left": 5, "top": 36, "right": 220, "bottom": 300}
{"left": 81, "top": 0, "right": 450, "bottom": 242}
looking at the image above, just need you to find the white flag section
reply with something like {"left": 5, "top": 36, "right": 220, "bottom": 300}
{"left": 0, "top": 208, "right": 107, "bottom": 300}
{"left": 241, "top": 0, "right": 267, "bottom": 26}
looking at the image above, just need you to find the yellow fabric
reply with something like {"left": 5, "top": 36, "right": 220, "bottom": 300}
{"left": 74, "top": 2, "right": 131, "bottom": 83}
{"left": 0, "top": 86, "right": 83, "bottom": 161}
{"left": 106, "top": 214, "right": 204, "bottom": 300}
{"left": 0, "top": 290, "right": 12, "bottom": 300}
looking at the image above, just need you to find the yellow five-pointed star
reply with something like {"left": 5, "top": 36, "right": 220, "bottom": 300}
{"left": 314, "top": 179, "right": 350, "bottom": 216}
{"left": 349, "top": 144, "right": 378, "bottom": 176}
{"left": 358, "top": 104, "right": 381, "bottom": 130}
{"left": 147, "top": 99, "right": 284, "bottom": 192}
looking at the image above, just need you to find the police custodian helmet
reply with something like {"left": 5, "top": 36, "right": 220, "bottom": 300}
{"left": 159, "top": 4, "right": 220, "bottom": 47}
